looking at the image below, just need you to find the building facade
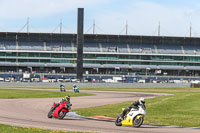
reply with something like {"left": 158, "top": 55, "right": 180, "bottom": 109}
{"left": 0, "top": 32, "right": 200, "bottom": 77}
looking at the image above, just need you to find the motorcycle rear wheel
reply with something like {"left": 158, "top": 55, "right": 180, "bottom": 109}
{"left": 58, "top": 110, "right": 67, "bottom": 119}
{"left": 115, "top": 116, "right": 122, "bottom": 126}
{"left": 133, "top": 115, "right": 144, "bottom": 128}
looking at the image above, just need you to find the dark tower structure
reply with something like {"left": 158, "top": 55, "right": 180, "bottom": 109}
{"left": 76, "top": 8, "right": 84, "bottom": 80}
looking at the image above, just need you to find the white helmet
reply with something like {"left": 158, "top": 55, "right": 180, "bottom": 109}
{"left": 139, "top": 97, "right": 145, "bottom": 105}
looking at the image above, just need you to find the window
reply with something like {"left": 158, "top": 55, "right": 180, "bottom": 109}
{"left": 29, "top": 53, "right": 39, "bottom": 57}
{"left": 18, "top": 53, "right": 28, "bottom": 57}
{"left": 0, "top": 52, "right": 5, "bottom": 56}
{"left": 40, "top": 53, "right": 50, "bottom": 57}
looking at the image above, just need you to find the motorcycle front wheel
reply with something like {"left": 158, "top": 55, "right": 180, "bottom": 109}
{"left": 115, "top": 116, "right": 122, "bottom": 126}
{"left": 133, "top": 115, "right": 144, "bottom": 128}
{"left": 47, "top": 107, "right": 54, "bottom": 118}
{"left": 58, "top": 110, "right": 67, "bottom": 119}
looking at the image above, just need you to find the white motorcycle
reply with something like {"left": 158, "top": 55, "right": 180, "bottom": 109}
{"left": 115, "top": 105, "right": 146, "bottom": 128}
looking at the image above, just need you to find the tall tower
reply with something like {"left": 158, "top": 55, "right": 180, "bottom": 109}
{"left": 76, "top": 8, "right": 84, "bottom": 80}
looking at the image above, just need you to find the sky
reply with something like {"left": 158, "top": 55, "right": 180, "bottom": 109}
{"left": 0, "top": 0, "right": 200, "bottom": 37}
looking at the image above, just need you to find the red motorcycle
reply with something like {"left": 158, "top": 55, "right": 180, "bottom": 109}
{"left": 48, "top": 101, "right": 72, "bottom": 119}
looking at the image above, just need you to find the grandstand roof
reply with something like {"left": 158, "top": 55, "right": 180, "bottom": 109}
{"left": 0, "top": 32, "right": 200, "bottom": 45}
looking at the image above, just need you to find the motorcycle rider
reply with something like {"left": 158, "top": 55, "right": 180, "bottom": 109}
{"left": 120, "top": 97, "right": 145, "bottom": 120}
{"left": 73, "top": 84, "right": 79, "bottom": 91}
{"left": 53, "top": 95, "right": 71, "bottom": 110}
{"left": 59, "top": 84, "right": 65, "bottom": 91}
{"left": 73, "top": 84, "right": 77, "bottom": 89}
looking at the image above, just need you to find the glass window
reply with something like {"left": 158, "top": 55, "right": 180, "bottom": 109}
{"left": 119, "top": 55, "right": 128, "bottom": 59}
{"left": 51, "top": 53, "right": 62, "bottom": 58}
{"left": 40, "top": 59, "right": 50, "bottom": 63}
{"left": 6, "top": 52, "right": 16, "bottom": 56}
{"left": 7, "top": 59, "right": 16, "bottom": 62}
{"left": 18, "top": 53, "right": 28, "bottom": 57}
{"left": 0, "top": 58, "right": 5, "bottom": 61}
{"left": 40, "top": 53, "right": 50, "bottom": 57}
{"left": 29, "top": 53, "right": 39, "bottom": 57}
{"left": 84, "top": 54, "right": 95, "bottom": 58}
{"left": 50, "top": 59, "right": 70, "bottom": 63}
{"left": 18, "top": 59, "right": 28, "bottom": 62}
{"left": 0, "top": 52, "right": 5, "bottom": 56}
{"left": 63, "top": 53, "right": 75, "bottom": 58}
{"left": 106, "top": 55, "right": 118, "bottom": 59}
{"left": 29, "top": 59, "right": 39, "bottom": 62}
{"left": 141, "top": 55, "right": 151, "bottom": 60}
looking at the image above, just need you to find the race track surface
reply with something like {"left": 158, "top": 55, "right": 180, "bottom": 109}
{"left": 0, "top": 89, "right": 199, "bottom": 133}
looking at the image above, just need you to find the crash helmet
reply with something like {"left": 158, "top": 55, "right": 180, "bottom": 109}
{"left": 65, "top": 95, "right": 70, "bottom": 102}
{"left": 73, "top": 84, "right": 76, "bottom": 87}
{"left": 139, "top": 97, "right": 145, "bottom": 105}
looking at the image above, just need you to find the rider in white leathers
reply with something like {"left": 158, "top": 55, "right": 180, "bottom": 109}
{"left": 120, "top": 98, "right": 145, "bottom": 119}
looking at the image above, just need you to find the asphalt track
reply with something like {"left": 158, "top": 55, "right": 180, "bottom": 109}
{"left": 0, "top": 88, "right": 199, "bottom": 133}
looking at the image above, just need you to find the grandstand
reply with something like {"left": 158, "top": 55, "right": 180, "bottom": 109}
{"left": 0, "top": 32, "right": 200, "bottom": 81}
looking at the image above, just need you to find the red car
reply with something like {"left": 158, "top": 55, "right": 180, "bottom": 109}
{"left": 48, "top": 101, "right": 72, "bottom": 119}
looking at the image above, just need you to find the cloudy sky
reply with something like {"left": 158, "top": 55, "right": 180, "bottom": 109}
{"left": 0, "top": 0, "right": 200, "bottom": 37}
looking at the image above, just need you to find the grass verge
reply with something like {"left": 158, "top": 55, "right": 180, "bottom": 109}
{"left": 0, "top": 89, "right": 93, "bottom": 99}
{"left": 73, "top": 88, "right": 200, "bottom": 127}
{"left": 0, "top": 123, "right": 85, "bottom": 133}
{"left": 0, "top": 86, "right": 58, "bottom": 89}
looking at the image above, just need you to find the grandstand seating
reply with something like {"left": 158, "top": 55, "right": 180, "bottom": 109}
{"left": 18, "top": 41, "right": 43, "bottom": 51}
{"left": 84, "top": 43, "right": 100, "bottom": 52}
{"left": 183, "top": 44, "right": 200, "bottom": 55}
{"left": 101, "top": 43, "right": 128, "bottom": 53}
{"left": 2, "top": 32, "right": 200, "bottom": 78}
{"left": 46, "top": 42, "right": 72, "bottom": 51}
{"left": 0, "top": 40, "right": 16, "bottom": 50}
{"left": 157, "top": 44, "right": 182, "bottom": 54}
{"left": 129, "top": 43, "right": 155, "bottom": 53}
{"left": 0, "top": 40, "right": 200, "bottom": 56}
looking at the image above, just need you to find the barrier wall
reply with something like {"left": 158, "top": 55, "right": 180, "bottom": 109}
{"left": 0, "top": 82, "right": 191, "bottom": 88}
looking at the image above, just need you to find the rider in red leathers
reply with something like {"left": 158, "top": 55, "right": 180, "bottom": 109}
{"left": 53, "top": 96, "right": 71, "bottom": 110}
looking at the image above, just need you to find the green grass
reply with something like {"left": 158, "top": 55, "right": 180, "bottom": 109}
{"left": 0, "top": 86, "right": 63, "bottom": 89}
{"left": 1, "top": 87, "right": 200, "bottom": 127}
{"left": 146, "top": 91, "right": 200, "bottom": 127}
{"left": 0, "top": 89, "right": 93, "bottom": 99}
{"left": 73, "top": 88, "right": 200, "bottom": 127}
{"left": 80, "top": 87, "right": 200, "bottom": 92}
{"left": 0, "top": 124, "right": 85, "bottom": 133}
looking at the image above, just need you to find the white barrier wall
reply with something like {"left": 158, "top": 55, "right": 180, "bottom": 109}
{"left": 0, "top": 82, "right": 191, "bottom": 88}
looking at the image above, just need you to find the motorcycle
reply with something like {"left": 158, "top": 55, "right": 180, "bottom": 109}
{"left": 73, "top": 87, "right": 79, "bottom": 93}
{"left": 60, "top": 85, "right": 66, "bottom": 92}
{"left": 48, "top": 102, "right": 72, "bottom": 119}
{"left": 115, "top": 105, "right": 146, "bottom": 128}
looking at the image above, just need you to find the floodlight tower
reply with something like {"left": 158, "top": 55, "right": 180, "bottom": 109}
{"left": 76, "top": 8, "right": 84, "bottom": 81}
{"left": 158, "top": 21, "right": 160, "bottom": 36}
{"left": 27, "top": 17, "right": 29, "bottom": 33}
